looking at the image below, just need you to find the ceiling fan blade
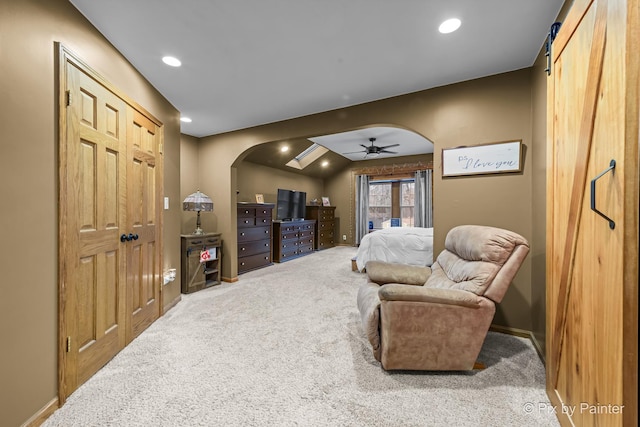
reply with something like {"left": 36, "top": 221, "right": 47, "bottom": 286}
{"left": 379, "top": 143, "right": 400, "bottom": 149}
{"left": 342, "top": 150, "right": 366, "bottom": 154}
{"left": 380, "top": 150, "right": 398, "bottom": 154}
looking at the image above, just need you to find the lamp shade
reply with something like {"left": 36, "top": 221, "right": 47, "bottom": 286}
{"left": 183, "top": 190, "right": 214, "bottom": 212}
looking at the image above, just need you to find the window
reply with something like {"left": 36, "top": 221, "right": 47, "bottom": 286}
{"left": 368, "top": 179, "right": 415, "bottom": 229}
{"left": 368, "top": 182, "right": 392, "bottom": 229}
{"left": 400, "top": 181, "right": 415, "bottom": 227}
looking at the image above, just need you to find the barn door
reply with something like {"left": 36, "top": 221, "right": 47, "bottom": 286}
{"left": 58, "top": 46, "right": 164, "bottom": 402}
{"left": 546, "top": 0, "right": 638, "bottom": 426}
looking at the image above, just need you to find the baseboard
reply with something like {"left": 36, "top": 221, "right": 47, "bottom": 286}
{"left": 489, "top": 324, "right": 545, "bottom": 365}
{"left": 163, "top": 294, "right": 181, "bottom": 314}
{"left": 21, "top": 397, "right": 59, "bottom": 427}
{"left": 222, "top": 276, "right": 238, "bottom": 283}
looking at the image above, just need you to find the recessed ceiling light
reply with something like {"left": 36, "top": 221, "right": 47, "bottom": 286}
{"left": 180, "top": 117, "right": 192, "bottom": 123}
{"left": 162, "top": 56, "right": 182, "bottom": 67}
{"left": 280, "top": 146, "right": 289, "bottom": 152}
{"left": 439, "top": 18, "right": 461, "bottom": 34}
{"left": 321, "top": 160, "right": 329, "bottom": 167}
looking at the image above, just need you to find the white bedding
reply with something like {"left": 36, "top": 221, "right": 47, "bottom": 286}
{"left": 355, "top": 227, "right": 434, "bottom": 272}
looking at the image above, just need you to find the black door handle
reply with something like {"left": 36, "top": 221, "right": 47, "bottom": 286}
{"left": 590, "top": 159, "right": 616, "bottom": 229}
{"left": 120, "top": 233, "right": 139, "bottom": 242}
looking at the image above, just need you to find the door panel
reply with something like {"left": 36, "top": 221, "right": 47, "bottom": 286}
{"left": 61, "top": 61, "right": 127, "bottom": 397}
{"left": 126, "top": 109, "right": 161, "bottom": 341}
{"left": 546, "top": 0, "right": 637, "bottom": 425}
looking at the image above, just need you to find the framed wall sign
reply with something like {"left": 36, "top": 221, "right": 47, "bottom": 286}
{"left": 442, "top": 140, "right": 522, "bottom": 177}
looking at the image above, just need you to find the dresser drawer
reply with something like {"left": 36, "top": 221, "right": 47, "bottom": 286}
{"left": 280, "top": 230, "right": 299, "bottom": 241}
{"left": 183, "top": 235, "right": 220, "bottom": 252}
{"left": 238, "top": 252, "right": 272, "bottom": 272}
{"left": 298, "top": 243, "right": 314, "bottom": 255}
{"left": 237, "top": 217, "right": 255, "bottom": 228}
{"left": 298, "top": 229, "right": 314, "bottom": 239}
{"left": 238, "top": 225, "right": 271, "bottom": 242}
{"left": 318, "top": 220, "right": 334, "bottom": 231}
{"left": 255, "top": 207, "right": 272, "bottom": 217}
{"left": 237, "top": 207, "right": 256, "bottom": 218}
{"left": 238, "top": 239, "right": 271, "bottom": 257}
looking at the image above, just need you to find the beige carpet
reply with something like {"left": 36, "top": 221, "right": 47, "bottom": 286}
{"left": 43, "top": 246, "right": 559, "bottom": 427}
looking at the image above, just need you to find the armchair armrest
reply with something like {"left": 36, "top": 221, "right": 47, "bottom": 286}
{"left": 366, "top": 261, "right": 431, "bottom": 286}
{"left": 378, "top": 284, "right": 483, "bottom": 308}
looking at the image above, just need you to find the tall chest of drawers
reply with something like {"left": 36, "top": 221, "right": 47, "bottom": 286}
{"left": 237, "top": 203, "right": 274, "bottom": 274}
{"left": 272, "top": 220, "right": 316, "bottom": 262}
{"left": 305, "top": 206, "right": 336, "bottom": 250}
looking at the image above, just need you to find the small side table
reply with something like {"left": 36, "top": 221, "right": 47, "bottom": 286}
{"left": 180, "top": 232, "right": 222, "bottom": 293}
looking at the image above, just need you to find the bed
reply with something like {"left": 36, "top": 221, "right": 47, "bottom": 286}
{"left": 354, "top": 227, "right": 434, "bottom": 272}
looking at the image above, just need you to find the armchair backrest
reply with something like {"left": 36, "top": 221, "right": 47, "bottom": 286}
{"left": 425, "top": 225, "right": 530, "bottom": 303}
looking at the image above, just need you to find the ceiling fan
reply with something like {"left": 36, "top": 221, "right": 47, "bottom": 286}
{"left": 343, "top": 137, "right": 400, "bottom": 157}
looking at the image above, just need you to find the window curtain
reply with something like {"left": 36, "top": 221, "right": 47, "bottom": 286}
{"left": 414, "top": 169, "right": 433, "bottom": 228}
{"left": 355, "top": 174, "right": 370, "bottom": 244}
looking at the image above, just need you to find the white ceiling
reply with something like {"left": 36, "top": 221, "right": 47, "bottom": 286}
{"left": 69, "top": 0, "right": 563, "bottom": 144}
{"left": 310, "top": 127, "right": 433, "bottom": 161}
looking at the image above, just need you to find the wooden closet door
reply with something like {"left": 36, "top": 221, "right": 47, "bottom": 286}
{"left": 60, "top": 57, "right": 128, "bottom": 398}
{"left": 546, "top": 0, "right": 638, "bottom": 426}
{"left": 59, "top": 46, "right": 164, "bottom": 402}
{"left": 126, "top": 109, "right": 162, "bottom": 341}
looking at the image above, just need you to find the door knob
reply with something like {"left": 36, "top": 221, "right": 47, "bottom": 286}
{"left": 120, "top": 234, "right": 129, "bottom": 242}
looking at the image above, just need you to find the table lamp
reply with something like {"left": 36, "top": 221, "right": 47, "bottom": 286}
{"left": 183, "top": 190, "right": 214, "bottom": 235}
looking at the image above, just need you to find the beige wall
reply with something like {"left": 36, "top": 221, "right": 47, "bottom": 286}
{"left": 236, "top": 161, "right": 323, "bottom": 207}
{"left": 0, "top": 1, "right": 181, "bottom": 425}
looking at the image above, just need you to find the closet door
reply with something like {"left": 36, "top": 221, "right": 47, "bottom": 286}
{"left": 546, "top": 0, "right": 638, "bottom": 425}
{"left": 59, "top": 46, "right": 164, "bottom": 402}
{"left": 126, "top": 109, "right": 162, "bottom": 341}
{"left": 59, "top": 56, "right": 128, "bottom": 398}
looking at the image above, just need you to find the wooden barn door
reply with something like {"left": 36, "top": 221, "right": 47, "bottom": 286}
{"left": 58, "top": 46, "right": 164, "bottom": 402}
{"left": 546, "top": 0, "right": 638, "bottom": 426}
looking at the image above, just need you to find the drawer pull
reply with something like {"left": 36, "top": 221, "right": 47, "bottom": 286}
{"left": 241, "top": 262, "right": 245, "bottom": 266}
{"left": 241, "top": 247, "right": 246, "bottom": 251}
{"left": 240, "top": 232, "right": 245, "bottom": 236}
{"left": 244, "top": 220, "right": 250, "bottom": 224}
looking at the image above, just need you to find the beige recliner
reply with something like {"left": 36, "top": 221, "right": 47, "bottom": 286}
{"left": 356, "top": 225, "right": 530, "bottom": 371}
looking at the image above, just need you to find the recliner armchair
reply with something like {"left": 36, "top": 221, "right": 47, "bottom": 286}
{"left": 356, "top": 225, "right": 530, "bottom": 370}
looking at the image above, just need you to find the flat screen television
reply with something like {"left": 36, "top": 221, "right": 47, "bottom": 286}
{"left": 276, "top": 189, "right": 306, "bottom": 221}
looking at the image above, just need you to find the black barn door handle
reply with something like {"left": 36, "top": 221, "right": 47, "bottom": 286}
{"left": 590, "top": 159, "right": 616, "bottom": 229}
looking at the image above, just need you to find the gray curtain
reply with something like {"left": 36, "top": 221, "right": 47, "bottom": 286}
{"left": 355, "top": 174, "right": 370, "bottom": 244}
{"left": 414, "top": 170, "right": 433, "bottom": 228}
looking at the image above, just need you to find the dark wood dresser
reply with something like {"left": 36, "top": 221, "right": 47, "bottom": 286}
{"left": 305, "top": 206, "right": 336, "bottom": 250}
{"left": 272, "top": 220, "right": 316, "bottom": 262}
{"left": 237, "top": 203, "right": 274, "bottom": 274}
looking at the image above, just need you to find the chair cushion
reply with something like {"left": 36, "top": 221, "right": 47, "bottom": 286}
{"left": 426, "top": 225, "right": 529, "bottom": 296}
{"left": 366, "top": 261, "right": 431, "bottom": 286}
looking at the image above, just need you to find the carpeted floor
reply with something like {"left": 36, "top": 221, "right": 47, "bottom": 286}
{"left": 43, "top": 246, "right": 559, "bottom": 427}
